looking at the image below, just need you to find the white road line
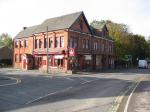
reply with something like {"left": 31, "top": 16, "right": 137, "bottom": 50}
{"left": 0, "top": 76, "right": 21, "bottom": 87}
{"left": 81, "top": 79, "right": 99, "bottom": 84}
{"left": 124, "top": 77, "right": 144, "bottom": 112}
{"left": 26, "top": 78, "right": 100, "bottom": 105}
{"left": 78, "top": 77, "right": 89, "bottom": 82}
{"left": 64, "top": 77, "right": 74, "bottom": 81}
{"left": 25, "top": 86, "right": 73, "bottom": 105}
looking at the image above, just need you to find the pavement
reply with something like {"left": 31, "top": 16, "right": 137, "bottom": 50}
{"left": 126, "top": 75, "right": 150, "bottom": 112}
{"left": 0, "top": 68, "right": 149, "bottom": 112}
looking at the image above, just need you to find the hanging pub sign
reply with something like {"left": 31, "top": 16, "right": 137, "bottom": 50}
{"left": 69, "top": 48, "right": 76, "bottom": 56}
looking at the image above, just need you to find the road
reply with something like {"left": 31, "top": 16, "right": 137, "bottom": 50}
{"left": 0, "top": 68, "right": 149, "bottom": 112}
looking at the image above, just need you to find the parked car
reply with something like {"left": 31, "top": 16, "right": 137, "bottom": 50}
{"left": 138, "top": 60, "right": 148, "bottom": 68}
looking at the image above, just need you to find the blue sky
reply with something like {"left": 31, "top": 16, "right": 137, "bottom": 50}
{"left": 0, "top": 0, "right": 150, "bottom": 39}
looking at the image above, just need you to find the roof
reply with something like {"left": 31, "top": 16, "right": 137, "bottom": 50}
{"left": 35, "top": 11, "right": 82, "bottom": 33}
{"left": 15, "top": 25, "right": 39, "bottom": 39}
{"left": 90, "top": 26, "right": 102, "bottom": 37}
{"left": 15, "top": 11, "right": 83, "bottom": 38}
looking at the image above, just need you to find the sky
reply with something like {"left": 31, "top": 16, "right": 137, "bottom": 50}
{"left": 0, "top": 0, "right": 150, "bottom": 39}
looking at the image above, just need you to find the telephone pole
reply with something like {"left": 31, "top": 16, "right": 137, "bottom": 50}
{"left": 46, "top": 26, "right": 49, "bottom": 73}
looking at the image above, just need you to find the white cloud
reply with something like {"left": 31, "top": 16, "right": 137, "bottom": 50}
{"left": 0, "top": 0, "right": 149, "bottom": 38}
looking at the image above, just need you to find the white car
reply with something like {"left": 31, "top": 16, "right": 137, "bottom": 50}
{"left": 138, "top": 60, "right": 148, "bottom": 69}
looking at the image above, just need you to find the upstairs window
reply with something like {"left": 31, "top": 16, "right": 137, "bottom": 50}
{"left": 60, "top": 36, "right": 64, "bottom": 47}
{"left": 44, "top": 38, "right": 47, "bottom": 48}
{"left": 98, "top": 41, "right": 101, "bottom": 50}
{"left": 86, "top": 39, "right": 90, "bottom": 49}
{"left": 35, "top": 39, "right": 38, "bottom": 49}
{"left": 20, "top": 41, "right": 24, "bottom": 48}
{"left": 102, "top": 43, "right": 105, "bottom": 51}
{"left": 15, "top": 41, "right": 19, "bottom": 48}
{"left": 95, "top": 41, "right": 98, "bottom": 50}
{"left": 79, "top": 19, "right": 83, "bottom": 30}
{"left": 69, "top": 37, "right": 73, "bottom": 48}
{"left": 83, "top": 39, "right": 86, "bottom": 49}
{"left": 49, "top": 37, "right": 53, "bottom": 48}
{"left": 74, "top": 38, "right": 78, "bottom": 48}
{"left": 24, "top": 40, "right": 28, "bottom": 48}
{"left": 39, "top": 39, "right": 42, "bottom": 48}
{"left": 55, "top": 37, "right": 59, "bottom": 48}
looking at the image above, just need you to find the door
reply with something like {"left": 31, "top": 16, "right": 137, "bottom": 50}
{"left": 23, "top": 59, "right": 26, "bottom": 69}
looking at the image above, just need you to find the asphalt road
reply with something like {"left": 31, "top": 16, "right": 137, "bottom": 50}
{"left": 0, "top": 68, "right": 148, "bottom": 112}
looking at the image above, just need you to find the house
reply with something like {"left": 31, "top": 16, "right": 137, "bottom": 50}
{"left": 13, "top": 11, "right": 114, "bottom": 73}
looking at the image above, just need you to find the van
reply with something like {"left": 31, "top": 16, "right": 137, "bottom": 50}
{"left": 138, "top": 60, "right": 148, "bottom": 68}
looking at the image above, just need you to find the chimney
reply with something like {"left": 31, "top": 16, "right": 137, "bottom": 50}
{"left": 23, "top": 27, "right": 27, "bottom": 30}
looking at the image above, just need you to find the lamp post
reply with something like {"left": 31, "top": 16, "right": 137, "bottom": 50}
{"left": 46, "top": 26, "right": 49, "bottom": 73}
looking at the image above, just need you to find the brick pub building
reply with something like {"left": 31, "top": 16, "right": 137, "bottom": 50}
{"left": 13, "top": 11, "right": 114, "bottom": 73}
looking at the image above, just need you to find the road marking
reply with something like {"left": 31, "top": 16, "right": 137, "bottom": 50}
{"left": 0, "top": 76, "right": 21, "bottom": 87}
{"left": 64, "top": 77, "right": 74, "bottom": 81}
{"left": 107, "top": 76, "right": 144, "bottom": 112}
{"left": 81, "top": 79, "right": 99, "bottom": 84}
{"left": 26, "top": 78, "right": 100, "bottom": 105}
{"left": 124, "top": 77, "right": 145, "bottom": 112}
{"left": 25, "top": 86, "right": 73, "bottom": 105}
{"left": 78, "top": 77, "right": 89, "bottom": 82}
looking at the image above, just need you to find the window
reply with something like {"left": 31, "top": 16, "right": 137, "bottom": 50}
{"left": 60, "top": 36, "right": 64, "bottom": 47}
{"left": 98, "top": 41, "right": 101, "bottom": 50}
{"left": 55, "top": 37, "right": 59, "bottom": 48}
{"left": 86, "top": 39, "right": 89, "bottom": 49}
{"left": 35, "top": 39, "right": 38, "bottom": 49}
{"left": 93, "top": 41, "right": 98, "bottom": 50}
{"left": 95, "top": 41, "right": 98, "bottom": 50}
{"left": 49, "top": 38, "right": 53, "bottom": 48}
{"left": 15, "top": 41, "right": 19, "bottom": 48}
{"left": 74, "top": 38, "right": 78, "bottom": 48}
{"left": 20, "top": 41, "right": 23, "bottom": 48}
{"left": 69, "top": 37, "right": 73, "bottom": 48}
{"left": 83, "top": 39, "right": 86, "bottom": 49}
{"left": 102, "top": 43, "right": 105, "bottom": 51}
{"left": 54, "top": 59, "right": 58, "bottom": 66}
{"left": 49, "top": 56, "right": 53, "bottom": 66}
{"left": 44, "top": 38, "right": 47, "bottom": 48}
{"left": 39, "top": 39, "right": 42, "bottom": 48}
{"left": 24, "top": 40, "right": 28, "bottom": 48}
{"left": 54, "top": 59, "right": 63, "bottom": 67}
{"left": 37, "top": 57, "right": 42, "bottom": 66}
{"left": 79, "top": 19, "right": 83, "bottom": 30}
{"left": 87, "top": 40, "right": 90, "bottom": 49}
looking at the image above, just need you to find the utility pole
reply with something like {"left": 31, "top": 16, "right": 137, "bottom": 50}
{"left": 46, "top": 26, "right": 49, "bottom": 73}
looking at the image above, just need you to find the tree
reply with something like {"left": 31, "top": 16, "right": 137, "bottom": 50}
{"left": 0, "top": 33, "right": 13, "bottom": 48}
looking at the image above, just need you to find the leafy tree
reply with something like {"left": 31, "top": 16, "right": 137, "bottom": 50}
{"left": 0, "top": 33, "right": 13, "bottom": 48}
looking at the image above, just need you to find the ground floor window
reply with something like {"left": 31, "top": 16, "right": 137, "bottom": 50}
{"left": 54, "top": 59, "right": 63, "bottom": 68}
